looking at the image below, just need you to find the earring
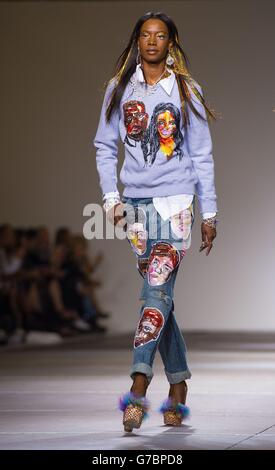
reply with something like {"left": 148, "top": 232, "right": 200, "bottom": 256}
{"left": 166, "top": 49, "right": 175, "bottom": 66}
{"left": 136, "top": 46, "right": 141, "bottom": 64}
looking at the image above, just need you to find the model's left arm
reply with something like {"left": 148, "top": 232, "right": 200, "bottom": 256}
{"left": 185, "top": 83, "right": 218, "bottom": 216}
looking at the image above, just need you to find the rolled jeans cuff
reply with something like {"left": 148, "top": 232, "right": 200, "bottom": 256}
{"left": 130, "top": 362, "right": 154, "bottom": 385}
{"left": 165, "top": 368, "right": 192, "bottom": 384}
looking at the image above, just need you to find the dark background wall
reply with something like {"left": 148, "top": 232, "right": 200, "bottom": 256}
{"left": 1, "top": 1, "right": 274, "bottom": 332}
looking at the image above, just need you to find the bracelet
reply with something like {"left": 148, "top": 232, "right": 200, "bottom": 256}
{"left": 202, "top": 216, "right": 218, "bottom": 229}
{"left": 103, "top": 197, "right": 121, "bottom": 213}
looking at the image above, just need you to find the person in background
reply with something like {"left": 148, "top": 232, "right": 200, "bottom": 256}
{"left": 0, "top": 224, "right": 26, "bottom": 343}
{"left": 54, "top": 232, "right": 107, "bottom": 333}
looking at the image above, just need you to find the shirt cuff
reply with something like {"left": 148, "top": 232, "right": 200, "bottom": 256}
{"left": 202, "top": 212, "right": 217, "bottom": 219}
{"left": 103, "top": 191, "right": 120, "bottom": 201}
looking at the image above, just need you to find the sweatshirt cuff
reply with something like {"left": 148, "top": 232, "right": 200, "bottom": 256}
{"left": 198, "top": 197, "right": 218, "bottom": 215}
{"left": 202, "top": 212, "right": 217, "bottom": 219}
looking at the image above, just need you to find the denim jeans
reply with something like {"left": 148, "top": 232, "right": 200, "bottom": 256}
{"left": 121, "top": 195, "right": 195, "bottom": 386}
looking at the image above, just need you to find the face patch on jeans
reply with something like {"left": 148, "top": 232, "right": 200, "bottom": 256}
{"left": 147, "top": 241, "right": 181, "bottom": 286}
{"left": 126, "top": 206, "right": 148, "bottom": 255}
{"left": 134, "top": 306, "right": 164, "bottom": 348}
{"left": 182, "top": 233, "right": 191, "bottom": 250}
{"left": 170, "top": 207, "right": 192, "bottom": 240}
{"left": 137, "top": 257, "right": 149, "bottom": 277}
{"left": 179, "top": 248, "right": 187, "bottom": 259}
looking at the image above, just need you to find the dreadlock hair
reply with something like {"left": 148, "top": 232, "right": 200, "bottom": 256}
{"left": 103, "top": 11, "right": 220, "bottom": 128}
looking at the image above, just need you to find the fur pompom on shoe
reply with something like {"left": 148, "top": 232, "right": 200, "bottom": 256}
{"left": 118, "top": 391, "right": 150, "bottom": 432}
{"left": 158, "top": 397, "right": 190, "bottom": 426}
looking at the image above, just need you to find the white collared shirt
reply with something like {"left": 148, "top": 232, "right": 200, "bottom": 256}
{"left": 103, "top": 63, "right": 216, "bottom": 220}
{"left": 135, "top": 62, "right": 176, "bottom": 96}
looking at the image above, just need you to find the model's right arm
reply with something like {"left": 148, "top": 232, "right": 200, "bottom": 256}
{"left": 93, "top": 78, "right": 120, "bottom": 197}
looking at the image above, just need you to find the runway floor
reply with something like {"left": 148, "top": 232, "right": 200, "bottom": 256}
{"left": 0, "top": 332, "right": 275, "bottom": 450}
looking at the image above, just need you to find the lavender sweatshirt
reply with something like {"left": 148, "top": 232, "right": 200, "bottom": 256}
{"left": 93, "top": 67, "right": 218, "bottom": 214}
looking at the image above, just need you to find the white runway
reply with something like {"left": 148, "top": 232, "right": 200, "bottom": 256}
{"left": 0, "top": 333, "right": 275, "bottom": 450}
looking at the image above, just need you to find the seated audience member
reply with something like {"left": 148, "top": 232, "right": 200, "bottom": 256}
{"left": 57, "top": 234, "right": 108, "bottom": 333}
{"left": 0, "top": 224, "right": 26, "bottom": 343}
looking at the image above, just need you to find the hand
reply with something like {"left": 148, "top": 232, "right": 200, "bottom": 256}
{"left": 199, "top": 222, "right": 217, "bottom": 256}
{"left": 106, "top": 202, "right": 126, "bottom": 227}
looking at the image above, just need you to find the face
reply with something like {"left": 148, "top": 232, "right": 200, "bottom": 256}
{"left": 171, "top": 208, "right": 192, "bottom": 239}
{"left": 127, "top": 222, "right": 148, "bottom": 255}
{"left": 138, "top": 18, "right": 171, "bottom": 64}
{"left": 148, "top": 254, "right": 174, "bottom": 285}
{"left": 134, "top": 307, "right": 164, "bottom": 348}
{"left": 123, "top": 101, "right": 148, "bottom": 141}
{"left": 157, "top": 110, "right": 176, "bottom": 139}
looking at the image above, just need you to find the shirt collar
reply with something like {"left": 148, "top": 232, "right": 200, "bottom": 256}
{"left": 135, "top": 63, "right": 175, "bottom": 96}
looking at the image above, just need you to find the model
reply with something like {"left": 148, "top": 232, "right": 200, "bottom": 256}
{"left": 93, "top": 11, "right": 218, "bottom": 432}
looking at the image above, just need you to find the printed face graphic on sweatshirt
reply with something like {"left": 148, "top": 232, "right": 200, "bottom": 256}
{"left": 156, "top": 110, "right": 177, "bottom": 158}
{"left": 123, "top": 100, "right": 184, "bottom": 166}
{"left": 134, "top": 307, "right": 164, "bottom": 348}
{"left": 144, "top": 103, "right": 184, "bottom": 165}
{"left": 147, "top": 241, "right": 181, "bottom": 286}
{"left": 123, "top": 100, "right": 149, "bottom": 145}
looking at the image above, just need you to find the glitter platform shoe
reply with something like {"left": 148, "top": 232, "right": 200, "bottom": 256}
{"left": 158, "top": 397, "right": 190, "bottom": 426}
{"left": 118, "top": 391, "right": 150, "bottom": 432}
